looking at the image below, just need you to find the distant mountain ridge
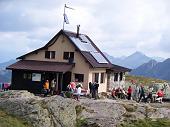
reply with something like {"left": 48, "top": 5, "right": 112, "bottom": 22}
{"left": 130, "top": 58, "right": 170, "bottom": 81}
{"left": 104, "top": 51, "right": 165, "bottom": 69}
{"left": 0, "top": 59, "right": 16, "bottom": 82}
{"left": 0, "top": 59, "right": 16, "bottom": 70}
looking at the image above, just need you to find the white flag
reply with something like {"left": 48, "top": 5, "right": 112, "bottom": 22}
{"left": 64, "top": 14, "right": 69, "bottom": 24}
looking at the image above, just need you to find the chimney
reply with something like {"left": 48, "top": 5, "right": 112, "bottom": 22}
{"left": 76, "top": 25, "right": 80, "bottom": 38}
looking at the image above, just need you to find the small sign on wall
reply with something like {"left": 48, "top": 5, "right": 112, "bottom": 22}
{"left": 32, "top": 73, "right": 41, "bottom": 81}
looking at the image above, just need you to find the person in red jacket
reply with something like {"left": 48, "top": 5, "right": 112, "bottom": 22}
{"left": 156, "top": 89, "right": 164, "bottom": 103}
{"left": 127, "top": 86, "right": 133, "bottom": 100}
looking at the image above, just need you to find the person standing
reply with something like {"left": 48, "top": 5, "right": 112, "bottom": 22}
{"left": 94, "top": 82, "right": 99, "bottom": 99}
{"left": 133, "top": 84, "right": 140, "bottom": 101}
{"left": 89, "top": 82, "right": 92, "bottom": 95}
{"left": 43, "top": 80, "right": 49, "bottom": 97}
{"left": 91, "top": 82, "right": 95, "bottom": 98}
{"left": 76, "top": 83, "right": 82, "bottom": 101}
{"left": 146, "top": 87, "right": 153, "bottom": 103}
{"left": 138, "top": 85, "right": 146, "bottom": 102}
{"left": 127, "top": 86, "right": 132, "bottom": 100}
{"left": 50, "top": 79, "right": 56, "bottom": 95}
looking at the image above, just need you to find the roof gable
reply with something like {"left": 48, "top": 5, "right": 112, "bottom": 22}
{"left": 18, "top": 30, "right": 112, "bottom": 68}
{"left": 16, "top": 30, "right": 131, "bottom": 72}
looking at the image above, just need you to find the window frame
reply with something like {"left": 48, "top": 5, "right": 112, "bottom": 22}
{"left": 63, "top": 52, "right": 69, "bottom": 60}
{"left": 114, "top": 73, "right": 118, "bottom": 81}
{"left": 63, "top": 52, "right": 74, "bottom": 61}
{"left": 100, "top": 73, "right": 105, "bottom": 83}
{"left": 45, "top": 51, "right": 55, "bottom": 59}
{"left": 75, "top": 73, "right": 84, "bottom": 82}
{"left": 119, "top": 72, "right": 123, "bottom": 81}
{"left": 94, "top": 73, "right": 99, "bottom": 83}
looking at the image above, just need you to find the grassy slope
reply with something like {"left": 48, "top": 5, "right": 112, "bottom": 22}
{"left": 120, "top": 118, "right": 170, "bottom": 127}
{"left": 0, "top": 109, "right": 31, "bottom": 127}
{"left": 126, "top": 75, "right": 168, "bottom": 85}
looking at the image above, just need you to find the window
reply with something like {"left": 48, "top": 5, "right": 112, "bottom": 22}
{"left": 45, "top": 51, "right": 55, "bottom": 59}
{"left": 75, "top": 74, "right": 84, "bottom": 82}
{"left": 23, "top": 73, "right": 27, "bottom": 79}
{"left": 45, "top": 51, "right": 50, "bottom": 58}
{"left": 32, "top": 73, "right": 41, "bottom": 81}
{"left": 120, "top": 72, "right": 123, "bottom": 81}
{"left": 114, "top": 73, "right": 118, "bottom": 81}
{"left": 51, "top": 51, "right": 55, "bottom": 59}
{"left": 94, "top": 73, "right": 99, "bottom": 83}
{"left": 70, "top": 52, "right": 74, "bottom": 59}
{"left": 63, "top": 52, "right": 74, "bottom": 60}
{"left": 63, "top": 52, "right": 69, "bottom": 60}
{"left": 100, "top": 73, "right": 105, "bottom": 83}
{"left": 23, "top": 73, "right": 32, "bottom": 80}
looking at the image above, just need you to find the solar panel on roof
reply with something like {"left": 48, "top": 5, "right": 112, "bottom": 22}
{"left": 90, "top": 52, "right": 108, "bottom": 63}
{"left": 79, "top": 34, "right": 91, "bottom": 43}
{"left": 70, "top": 37, "right": 97, "bottom": 52}
{"left": 69, "top": 36, "right": 108, "bottom": 64}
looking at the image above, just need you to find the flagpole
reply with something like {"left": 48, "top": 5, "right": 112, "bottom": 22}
{"left": 63, "top": 4, "right": 66, "bottom": 30}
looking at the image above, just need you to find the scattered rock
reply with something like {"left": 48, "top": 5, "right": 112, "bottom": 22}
{"left": 0, "top": 90, "right": 170, "bottom": 127}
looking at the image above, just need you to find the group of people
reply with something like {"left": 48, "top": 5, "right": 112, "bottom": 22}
{"left": 67, "top": 81, "right": 82, "bottom": 101}
{"left": 0, "top": 82, "right": 10, "bottom": 91}
{"left": 42, "top": 79, "right": 56, "bottom": 97}
{"left": 111, "top": 84, "right": 165, "bottom": 103}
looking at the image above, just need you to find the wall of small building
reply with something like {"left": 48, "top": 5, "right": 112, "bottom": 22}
{"left": 108, "top": 72, "right": 126, "bottom": 90}
{"left": 24, "top": 35, "right": 90, "bottom": 90}
{"left": 11, "top": 70, "right": 44, "bottom": 93}
{"left": 88, "top": 68, "right": 107, "bottom": 93}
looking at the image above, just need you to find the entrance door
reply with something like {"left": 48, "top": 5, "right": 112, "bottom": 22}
{"left": 62, "top": 71, "right": 71, "bottom": 91}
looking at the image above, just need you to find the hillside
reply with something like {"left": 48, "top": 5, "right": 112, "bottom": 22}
{"left": 126, "top": 75, "right": 168, "bottom": 85}
{"left": 104, "top": 51, "right": 164, "bottom": 69}
{"left": 130, "top": 58, "right": 170, "bottom": 81}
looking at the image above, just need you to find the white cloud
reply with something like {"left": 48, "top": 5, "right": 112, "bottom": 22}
{"left": 0, "top": 0, "right": 170, "bottom": 62}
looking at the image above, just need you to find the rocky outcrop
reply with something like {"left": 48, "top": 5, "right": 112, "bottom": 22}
{"left": 0, "top": 90, "right": 78, "bottom": 127}
{"left": 0, "top": 90, "right": 170, "bottom": 127}
{"left": 79, "top": 99, "right": 126, "bottom": 127}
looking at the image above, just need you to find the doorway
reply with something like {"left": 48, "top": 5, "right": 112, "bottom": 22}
{"left": 62, "top": 71, "right": 72, "bottom": 91}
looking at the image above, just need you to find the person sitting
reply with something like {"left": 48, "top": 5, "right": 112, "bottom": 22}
{"left": 111, "top": 88, "right": 117, "bottom": 99}
{"left": 156, "top": 89, "right": 164, "bottom": 103}
{"left": 115, "top": 87, "right": 121, "bottom": 98}
{"left": 74, "top": 83, "right": 82, "bottom": 101}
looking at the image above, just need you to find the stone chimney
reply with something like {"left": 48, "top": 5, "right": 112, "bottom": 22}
{"left": 76, "top": 25, "right": 80, "bottom": 38}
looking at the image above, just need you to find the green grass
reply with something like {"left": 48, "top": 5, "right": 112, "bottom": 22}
{"left": 76, "top": 117, "right": 88, "bottom": 127}
{"left": 119, "top": 118, "right": 170, "bottom": 127}
{"left": 122, "top": 104, "right": 137, "bottom": 112}
{"left": 0, "top": 109, "right": 31, "bottom": 127}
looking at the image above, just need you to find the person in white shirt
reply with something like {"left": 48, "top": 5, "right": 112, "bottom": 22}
{"left": 76, "top": 83, "right": 82, "bottom": 101}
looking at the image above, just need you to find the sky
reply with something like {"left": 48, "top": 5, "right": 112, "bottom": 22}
{"left": 0, "top": 0, "right": 170, "bottom": 63}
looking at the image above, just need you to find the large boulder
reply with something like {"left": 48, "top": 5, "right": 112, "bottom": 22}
{"left": 0, "top": 90, "right": 78, "bottom": 127}
{"left": 79, "top": 99, "right": 126, "bottom": 127}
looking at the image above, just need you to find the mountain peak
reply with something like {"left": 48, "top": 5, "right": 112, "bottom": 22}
{"left": 130, "top": 51, "right": 147, "bottom": 57}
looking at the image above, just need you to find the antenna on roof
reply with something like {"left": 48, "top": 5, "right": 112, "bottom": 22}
{"left": 63, "top": 4, "right": 74, "bottom": 30}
